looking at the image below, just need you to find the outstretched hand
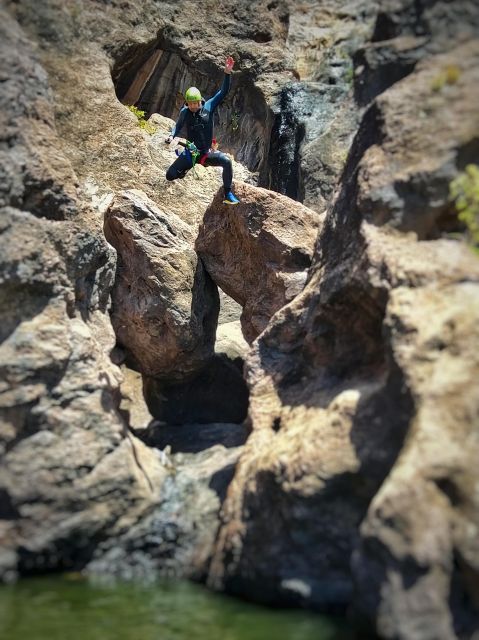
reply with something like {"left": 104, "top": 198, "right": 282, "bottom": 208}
{"left": 225, "top": 56, "right": 235, "bottom": 74}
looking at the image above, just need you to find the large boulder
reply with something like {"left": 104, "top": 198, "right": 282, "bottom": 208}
{"left": 104, "top": 189, "right": 219, "bottom": 380}
{"left": 196, "top": 182, "right": 322, "bottom": 343}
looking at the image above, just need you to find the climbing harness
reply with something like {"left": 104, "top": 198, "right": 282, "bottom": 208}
{"left": 176, "top": 140, "right": 210, "bottom": 179}
{"left": 176, "top": 140, "right": 200, "bottom": 179}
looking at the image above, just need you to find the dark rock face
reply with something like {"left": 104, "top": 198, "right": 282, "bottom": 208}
{"left": 270, "top": 1, "right": 379, "bottom": 211}
{"left": 355, "top": 0, "right": 479, "bottom": 108}
{"left": 143, "top": 355, "right": 249, "bottom": 426}
{"left": 266, "top": 84, "right": 306, "bottom": 200}
{"left": 354, "top": 36, "right": 426, "bottom": 107}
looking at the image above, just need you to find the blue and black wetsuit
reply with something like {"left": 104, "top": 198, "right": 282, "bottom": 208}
{"left": 166, "top": 74, "right": 233, "bottom": 194}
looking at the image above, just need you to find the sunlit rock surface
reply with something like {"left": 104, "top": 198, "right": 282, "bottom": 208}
{"left": 196, "top": 182, "right": 322, "bottom": 343}
{"left": 104, "top": 189, "right": 219, "bottom": 379}
{"left": 1, "top": 0, "right": 479, "bottom": 638}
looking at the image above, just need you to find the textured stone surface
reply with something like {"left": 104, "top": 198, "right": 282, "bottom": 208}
{"left": 0, "top": 205, "right": 167, "bottom": 581}
{"left": 0, "top": 9, "right": 78, "bottom": 220}
{"left": 353, "top": 281, "right": 479, "bottom": 640}
{"left": 208, "top": 221, "right": 479, "bottom": 626}
{"left": 85, "top": 442, "right": 244, "bottom": 583}
{"left": 196, "top": 182, "right": 322, "bottom": 343}
{"left": 356, "top": 40, "right": 479, "bottom": 239}
{"left": 104, "top": 189, "right": 219, "bottom": 379}
{"left": 205, "top": 6, "right": 479, "bottom": 632}
{"left": 2, "top": 0, "right": 479, "bottom": 638}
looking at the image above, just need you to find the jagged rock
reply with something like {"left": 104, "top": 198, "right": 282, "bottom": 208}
{"left": 0, "top": 8, "right": 167, "bottom": 580}
{"left": 205, "top": 12, "right": 479, "bottom": 626}
{"left": 196, "top": 182, "right": 322, "bottom": 343}
{"left": 0, "top": 9, "right": 78, "bottom": 220}
{"left": 369, "top": 0, "right": 479, "bottom": 49}
{"left": 0, "top": 205, "right": 166, "bottom": 580}
{"left": 86, "top": 442, "right": 244, "bottom": 583}
{"left": 300, "top": 97, "right": 359, "bottom": 214}
{"left": 104, "top": 189, "right": 219, "bottom": 380}
{"left": 356, "top": 40, "right": 479, "bottom": 239}
{"left": 353, "top": 0, "right": 479, "bottom": 107}
{"left": 352, "top": 280, "right": 479, "bottom": 640}
{"left": 271, "top": 1, "right": 378, "bottom": 207}
{"left": 354, "top": 35, "right": 428, "bottom": 107}
{"left": 207, "top": 221, "right": 479, "bottom": 622}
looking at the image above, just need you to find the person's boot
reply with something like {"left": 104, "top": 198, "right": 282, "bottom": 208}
{"left": 223, "top": 190, "right": 240, "bottom": 205}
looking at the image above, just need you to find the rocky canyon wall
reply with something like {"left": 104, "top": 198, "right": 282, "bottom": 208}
{"left": 0, "top": 1, "right": 478, "bottom": 639}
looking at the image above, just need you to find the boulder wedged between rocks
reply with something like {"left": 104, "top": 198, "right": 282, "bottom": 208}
{"left": 2, "top": 1, "right": 479, "bottom": 639}
{"left": 104, "top": 189, "right": 219, "bottom": 381}
{"left": 196, "top": 182, "right": 323, "bottom": 343}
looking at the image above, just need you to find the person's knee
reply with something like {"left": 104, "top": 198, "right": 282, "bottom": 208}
{"left": 166, "top": 168, "right": 176, "bottom": 181}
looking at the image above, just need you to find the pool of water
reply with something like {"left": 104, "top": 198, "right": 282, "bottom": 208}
{"left": 0, "top": 575, "right": 355, "bottom": 640}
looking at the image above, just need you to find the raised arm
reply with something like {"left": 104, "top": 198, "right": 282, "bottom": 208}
{"left": 205, "top": 56, "right": 234, "bottom": 111}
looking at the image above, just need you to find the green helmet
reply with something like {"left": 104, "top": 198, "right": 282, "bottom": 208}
{"left": 185, "top": 86, "right": 202, "bottom": 102}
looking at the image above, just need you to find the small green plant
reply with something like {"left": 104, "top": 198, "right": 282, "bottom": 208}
{"left": 450, "top": 164, "right": 479, "bottom": 254}
{"left": 431, "top": 64, "right": 461, "bottom": 92}
{"left": 343, "top": 64, "right": 354, "bottom": 86}
{"left": 127, "top": 105, "right": 157, "bottom": 135}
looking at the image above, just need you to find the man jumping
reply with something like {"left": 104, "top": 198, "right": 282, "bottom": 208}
{"left": 165, "top": 56, "right": 240, "bottom": 205}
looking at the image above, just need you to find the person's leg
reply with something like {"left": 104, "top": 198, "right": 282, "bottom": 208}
{"left": 203, "top": 151, "right": 240, "bottom": 204}
{"left": 166, "top": 152, "right": 193, "bottom": 181}
{"left": 203, "top": 151, "right": 233, "bottom": 191}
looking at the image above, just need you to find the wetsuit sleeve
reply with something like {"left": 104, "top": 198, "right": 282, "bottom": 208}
{"left": 205, "top": 73, "right": 231, "bottom": 112}
{"left": 171, "top": 107, "right": 187, "bottom": 138}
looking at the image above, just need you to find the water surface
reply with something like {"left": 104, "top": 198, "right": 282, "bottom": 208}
{"left": 0, "top": 575, "right": 355, "bottom": 640}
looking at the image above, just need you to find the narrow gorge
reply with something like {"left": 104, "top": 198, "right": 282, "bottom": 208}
{"left": 1, "top": 1, "right": 478, "bottom": 639}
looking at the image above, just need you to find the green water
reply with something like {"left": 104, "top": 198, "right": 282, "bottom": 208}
{"left": 0, "top": 576, "right": 354, "bottom": 640}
